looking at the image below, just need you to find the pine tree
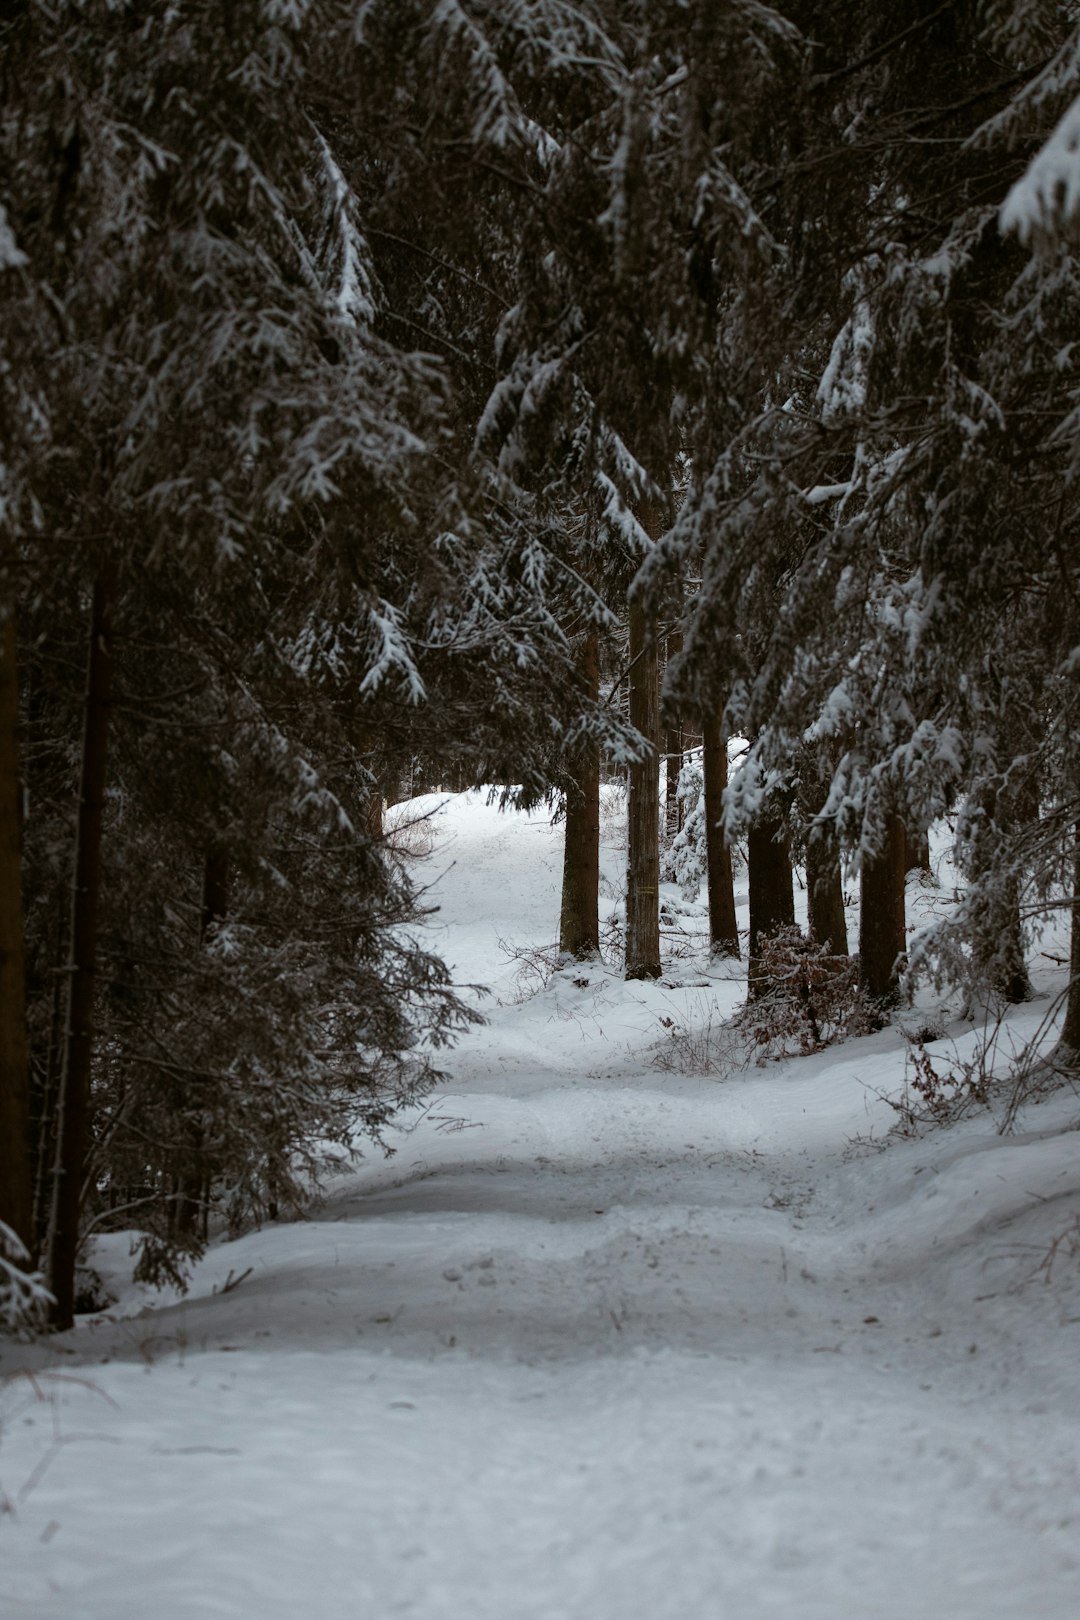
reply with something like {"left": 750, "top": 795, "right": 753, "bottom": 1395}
{"left": 0, "top": 605, "right": 32, "bottom": 1254}
{"left": 648, "top": 2, "right": 1080, "bottom": 1032}
{"left": 2, "top": 0, "right": 575, "bottom": 1313}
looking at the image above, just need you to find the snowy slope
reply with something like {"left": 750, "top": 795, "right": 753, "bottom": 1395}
{"left": 2, "top": 790, "right": 1080, "bottom": 1619}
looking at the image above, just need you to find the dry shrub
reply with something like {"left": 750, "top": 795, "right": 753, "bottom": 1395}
{"left": 384, "top": 803, "right": 441, "bottom": 860}
{"left": 495, "top": 936, "right": 563, "bottom": 1002}
{"left": 745, "top": 926, "right": 879, "bottom": 1060}
{"left": 653, "top": 1007, "right": 749, "bottom": 1078}
{"left": 1034, "top": 1214, "right": 1080, "bottom": 1283}
{"left": 888, "top": 1037, "right": 991, "bottom": 1135}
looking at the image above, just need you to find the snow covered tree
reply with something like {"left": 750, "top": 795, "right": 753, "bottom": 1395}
{"left": 635, "top": 1, "right": 1080, "bottom": 1030}
{"left": 3, "top": 0, "right": 622, "bottom": 1322}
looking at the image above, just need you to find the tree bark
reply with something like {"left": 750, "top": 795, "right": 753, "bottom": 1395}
{"left": 965, "top": 763, "right": 1035, "bottom": 1005}
{"left": 806, "top": 831, "right": 848, "bottom": 957}
{"left": 747, "top": 813, "right": 795, "bottom": 994}
{"left": 0, "top": 607, "right": 33, "bottom": 1254}
{"left": 172, "top": 842, "right": 231, "bottom": 1243}
{"left": 859, "top": 813, "right": 906, "bottom": 1006}
{"left": 1059, "top": 825, "right": 1080, "bottom": 1058}
{"left": 559, "top": 628, "right": 600, "bottom": 959}
{"left": 663, "top": 627, "right": 683, "bottom": 839}
{"left": 47, "top": 560, "right": 118, "bottom": 1329}
{"left": 702, "top": 713, "right": 739, "bottom": 958}
{"left": 991, "top": 871, "right": 1032, "bottom": 1006}
{"left": 32, "top": 895, "right": 67, "bottom": 1253}
{"left": 201, "top": 841, "right": 230, "bottom": 937}
{"left": 625, "top": 593, "right": 661, "bottom": 981}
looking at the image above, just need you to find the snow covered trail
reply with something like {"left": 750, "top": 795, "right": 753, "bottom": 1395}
{"left": 3, "top": 792, "right": 1080, "bottom": 1619}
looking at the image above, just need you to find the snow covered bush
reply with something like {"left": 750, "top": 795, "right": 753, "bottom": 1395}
{"left": 661, "top": 757, "right": 706, "bottom": 900}
{"left": 0, "top": 1221, "right": 51, "bottom": 1335}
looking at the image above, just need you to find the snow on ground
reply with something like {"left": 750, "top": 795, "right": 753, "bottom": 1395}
{"left": 3, "top": 789, "right": 1080, "bottom": 1618}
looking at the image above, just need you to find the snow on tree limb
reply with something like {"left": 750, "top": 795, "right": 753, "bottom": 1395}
{"left": 0, "top": 204, "right": 28, "bottom": 271}
{"left": 359, "top": 600, "right": 428, "bottom": 704}
{"left": 430, "top": 0, "right": 520, "bottom": 150}
{"left": 817, "top": 300, "right": 874, "bottom": 421}
{"left": 1001, "top": 93, "right": 1080, "bottom": 247}
{"left": 0, "top": 1220, "right": 52, "bottom": 1333}
{"left": 315, "top": 133, "right": 377, "bottom": 327}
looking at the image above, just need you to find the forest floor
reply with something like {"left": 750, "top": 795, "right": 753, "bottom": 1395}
{"left": 3, "top": 789, "right": 1080, "bottom": 1619}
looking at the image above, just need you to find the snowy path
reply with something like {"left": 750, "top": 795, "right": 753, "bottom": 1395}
{"left": 3, "top": 792, "right": 1080, "bottom": 1618}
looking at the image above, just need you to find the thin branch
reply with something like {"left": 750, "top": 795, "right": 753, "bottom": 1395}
{"left": 368, "top": 227, "right": 510, "bottom": 310}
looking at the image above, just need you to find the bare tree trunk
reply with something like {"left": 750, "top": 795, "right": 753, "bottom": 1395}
{"left": 663, "top": 626, "right": 683, "bottom": 839}
{"left": 172, "top": 842, "right": 232, "bottom": 1242}
{"left": 559, "top": 628, "right": 600, "bottom": 959}
{"left": 859, "top": 814, "right": 906, "bottom": 1007}
{"left": 806, "top": 831, "right": 848, "bottom": 957}
{"left": 201, "top": 841, "right": 230, "bottom": 937}
{"left": 966, "top": 761, "right": 1035, "bottom": 1006}
{"left": 992, "top": 871, "right": 1033, "bottom": 1006}
{"left": 702, "top": 712, "right": 739, "bottom": 958}
{"left": 1059, "top": 826, "right": 1080, "bottom": 1059}
{"left": 747, "top": 813, "right": 795, "bottom": 995}
{"left": 0, "top": 608, "right": 33, "bottom": 1253}
{"left": 47, "top": 560, "right": 118, "bottom": 1329}
{"left": 625, "top": 592, "right": 661, "bottom": 981}
{"left": 32, "top": 895, "right": 67, "bottom": 1253}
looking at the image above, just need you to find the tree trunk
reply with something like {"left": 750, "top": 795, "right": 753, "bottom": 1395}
{"left": 173, "top": 842, "right": 231, "bottom": 1243}
{"left": 965, "top": 762, "right": 1035, "bottom": 1006}
{"left": 806, "top": 831, "right": 848, "bottom": 957}
{"left": 1059, "top": 825, "right": 1080, "bottom": 1059}
{"left": 859, "top": 814, "right": 906, "bottom": 1007}
{"left": 201, "top": 841, "right": 230, "bottom": 937}
{"left": 663, "top": 627, "right": 683, "bottom": 839}
{"left": 625, "top": 593, "right": 661, "bottom": 981}
{"left": 47, "top": 560, "right": 118, "bottom": 1329}
{"left": 702, "top": 713, "right": 739, "bottom": 958}
{"left": 991, "top": 871, "right": 1032, "bottom": 1006}
{"left": 747, "top": 813, "right": 795, "bottom": 995}
{"left": 0, "top": 608, "right": 33, "bottom": 1254}
{"left": 559, "top": 628, "right": 600, "bottom": 959}
{"left": 32, "top": 895, "right": 67, "bottom": 1253}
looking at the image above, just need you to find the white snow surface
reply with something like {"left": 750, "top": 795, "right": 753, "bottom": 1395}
{"left": 3, "top": 788, "right": 1080, "bottom": 1618}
